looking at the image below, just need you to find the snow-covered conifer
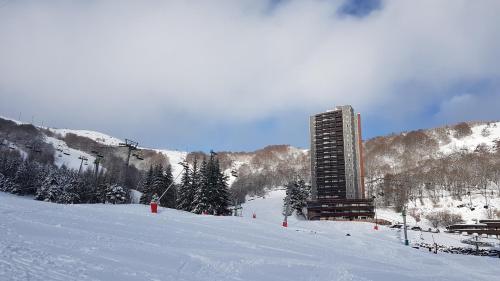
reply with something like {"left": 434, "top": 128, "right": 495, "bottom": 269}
{"left": 176, "top": 160, "right": 192, "bottom": 211}
{"left": 105, "top": 184, "right": 127, "bottom": 204}
{"left": 193, "top": 158, "right": 210, "bottom": 214}
{"left": 283, "top": 176, "right": 310, "bottom": 218}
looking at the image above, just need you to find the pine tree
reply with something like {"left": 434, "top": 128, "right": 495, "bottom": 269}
{"left": 162, "top": 164, "right": 176, "bottom": 208}
{"left": 12, "top": 161, "right": 38, "bottom": 195}
{"left": 35, "top": 174, "right": 61, "bottom": 202}
{"left": 105, "top": 184, "right": 127, "bottom": 204}
{"left": 1, "top": 178, "right": 19, "bottom": 193}
{"left": 140, "top": 164, "right": 175, "bottom": 207}
{"left": 188, "top": 158, "right": 200, "bottom": 211}
{"left": 13, "top": 161, "right": 29, "bottom": 194}
{"left": 283, "top": 176, "right": 310, "bottom": 218}
{"left": 0, "top": 150, "right": 22, "bottom": 179}
{"left": 213, "top": 158, "right": 230, "bottom": 215}
{"left": 96, "top": 183, "right": 108, "bottom": 203}
{"left": 34, "top": 167, "right": 80, "bottom": 204}
{"left": 193, "top": 158, "right": 210, "bottom": 214}
{"left": 139, "top": 165, "right": 154, "bottom": 204}
{"left": 78, "top": 168, "right": 97, "bottom": 203}
{"left": 205, "top": 154, "right": 218, "bottom": 214}
{"left": 176, "top": 160, "right": 192, "bottom": 211}
{"left": 192, "top": 153, "right": 230, "bottom": 215}
{"left": 0, "top": 173, "right": 4, "bottom": 190}
{"left": 57, "top": 169, "right": 80, "bottom": 204}
{"left": 151, "top": 164, "right": 166, "bottom": 206}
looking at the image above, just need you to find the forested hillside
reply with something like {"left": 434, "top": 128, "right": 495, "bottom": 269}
{"left": 364, "top": 121, "right": 500, "bottom": 213}
{"left": 1, "top": 116, "right": 499, "bottom": 216}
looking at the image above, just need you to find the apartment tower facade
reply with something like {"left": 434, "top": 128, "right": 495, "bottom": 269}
{"left": 307, "top": 105, "right": 374, "bottom": 220}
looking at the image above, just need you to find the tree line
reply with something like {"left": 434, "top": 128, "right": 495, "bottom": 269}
{"left": 0, "top": 147, "right": 128, "bottom": 204}
{"left": 0, "top": 144, "right": 232, "bottom": 216}
{"left": 367, "top": 149, "right": 500, "bottom": 214}
{"left": 172, "top": 152, "right": 231, "bottom": 215}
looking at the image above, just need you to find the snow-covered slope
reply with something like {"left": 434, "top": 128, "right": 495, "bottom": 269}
{"left": 0, "top": 140, "right": 28, "bottom": 160}
{"left": 365, "top": 121, "right": 500, "bottom": 174}
{"left": 440, "top": 122, "right": 500, "bottom": 154}
{"left": 244, "top": 189, "right": 500, "bottom": 259}
{"left": 0, "top": 115, "right": 24, "bottom": 125}
{"left": 48, "top": 128, "right": 124, "bottom": 146}
{"left": 154, "top": 149, "right": 188, "bottom": 180}
{"left": 44, "top": 136, "right": 96, "bottom": 171}
{"left": 1, "top": 192, "right": 499, "bottom": 281}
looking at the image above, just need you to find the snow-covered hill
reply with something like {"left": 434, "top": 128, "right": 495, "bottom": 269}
{"left": 44, "top": 136, "right": 97, "bottom": 172}
{"left": 365, "top": 121, "right": 500, "bottom": 174}
{"left": 1, "top": 192, "right": 499, "bottom": 281}
{"left": 439, "top": 122, "right": 500, "bottom": 154}
{"left": 153, "top": 149, "right": 188, "bottom": 179}
{"left": 1, "top": 115, "right": 500, "bottom": 222}
{"left": 48, "top": 128, "right": 124, "bottom": 146}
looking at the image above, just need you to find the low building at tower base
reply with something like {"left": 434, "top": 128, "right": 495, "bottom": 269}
{"left": 306, "top": 197, "right": 375, "bottom": 221}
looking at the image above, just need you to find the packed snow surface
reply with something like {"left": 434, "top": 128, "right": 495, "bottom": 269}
{"left": 1, "top": 192, "right": 499, "bottom": 281}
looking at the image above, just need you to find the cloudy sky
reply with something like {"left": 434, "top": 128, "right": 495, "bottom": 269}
{"left": 1, "top": 0, "right": 499, "bottom": 152}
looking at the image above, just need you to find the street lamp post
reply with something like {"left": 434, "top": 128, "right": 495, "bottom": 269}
{"left": 402, "top": 206, "right": 409, "bottom": 246}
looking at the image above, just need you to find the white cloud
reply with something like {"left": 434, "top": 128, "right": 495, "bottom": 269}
{"left": 0, "top": 0, "right": 499, "bottom": 147}
{"left": 436, "top": 91, "right": 500, "bottom": 123}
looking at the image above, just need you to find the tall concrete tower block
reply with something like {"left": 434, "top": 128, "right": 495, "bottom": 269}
{"left": 307, "top": 105, "right": 372, "bottom": 220}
